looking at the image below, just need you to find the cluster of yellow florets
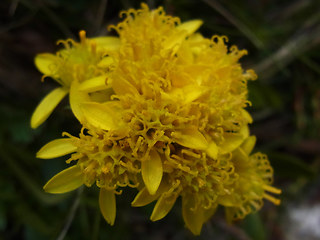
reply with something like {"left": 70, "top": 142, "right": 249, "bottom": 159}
{"left": 33, "top": 4, "right": 280, "bottom": 235}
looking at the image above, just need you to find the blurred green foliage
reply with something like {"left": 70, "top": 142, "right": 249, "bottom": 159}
{"left": 1, "top": 0, "right": 320, "bottom": 239}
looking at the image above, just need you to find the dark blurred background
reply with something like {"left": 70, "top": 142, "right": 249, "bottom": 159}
{"left": 1, "top": 0, "right": 320, "bottom": 239}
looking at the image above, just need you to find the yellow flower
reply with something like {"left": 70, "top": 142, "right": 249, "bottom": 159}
{"left": 217, "top": 136, "right": 281, "bottom": 222}
{"left": 31, "top": 31, "right": 120, "bottom": 128}
{"left": 36, "top": 4, "right": 280, "bottom": 235}
{"left": 37, "top": 126, "right": 140, "bottom": 225}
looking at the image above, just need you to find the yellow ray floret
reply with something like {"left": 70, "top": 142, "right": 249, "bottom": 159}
{"left": 182, "top": 195, "right": 217, "bottom": 235}
{"left": 43, "top": 165, "right": 83, "bottom": 194}
{"left": 99, "top": 188, "right": 116, "bottom": 225}
{"left": 31, "top": 87, "right": 68, "bottom": 129}
{"left": 141, "top": 150, "right": 163, "bottom": 195}
{"left": 37, "top": 137, "right": 77, "bottom": 159}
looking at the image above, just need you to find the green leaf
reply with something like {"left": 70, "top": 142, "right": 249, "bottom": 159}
{"left": 241, "top": 213, "right": 266, "bottom": 240}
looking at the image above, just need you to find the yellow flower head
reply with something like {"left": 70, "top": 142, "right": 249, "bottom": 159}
{"left": 36, "top": 4, "right": 280, "bottom": 235}
{"left": 219, "top": 136, "right": 281, "bottom": 222}
{"left": 31, "top": 31, "right": 120, "bottom": 128}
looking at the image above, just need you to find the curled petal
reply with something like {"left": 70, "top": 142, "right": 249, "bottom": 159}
{"left": 37, "top": 138, "right": 77, "bottom": 159}
{"left": 99, "top": 188, "right": 116, "bottom": 225}
{"left": 141, "top": 150, "right": 163, "bottom": 195}
{"left": 31, "top": 87, "right": 68, "bottom": 129}
{"left": 43, "top": 165, "right": 83, "bottom": 194}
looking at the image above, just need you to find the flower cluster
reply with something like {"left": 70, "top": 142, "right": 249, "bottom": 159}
{"left": 33, "top": 4, "right": 280, "bottom": 235}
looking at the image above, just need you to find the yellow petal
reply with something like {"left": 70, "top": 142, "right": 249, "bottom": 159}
{"left": 241, "top": 109, "right": 253, "bottom": 124}
{"left": 240, "top": 136, "right": 256, "bottom": 155}
{"left": 220, "top": 125, "right": 249, "bottom": 154}
{"left": 218, "top": 194, "right": 238, "bottom": 207}
{"left": 141, "top": 150, "right": 163, "bottom": 195}
{"left": 99, "top": 188, "right": 116, "bottom": 225}
{"left": 43, "top": 165, "right": 83, "bottom": 194}
{"left": 232, "top": 148, "right": 248, "bottom": 165}
{"left": 31, "top": 87, "right": 68, "bottom": 129}
{"left": 202, "top": 206, "right": 217, "bottom": 223}
{"left": 220, "top": 135, "right": 243, "bottom": 154}
{"left": 182, "top": 85, "right": 207, "bottom": 103}
{"left": 182, "top": 196, "right": 201, "bottom": 235}
{"left": 150, "top": 193, "right": 177, "bottom": 221}
{"left": 91, "top": 36, "right": 120, "bottom": 51}
{"left": 111, "top": 76, "right": 139, "bottom": 96}
{"left": 206, "top": 141, "right": 218, "bottom": 159}
{"left": 97, "top": 56, "right": 115, "bottom": 68}
{"left": 69, "top": 80, "right": 91, "bottom": 123}
{"left": 131, "top": 181, "right": 170, "bottom": 207}
{"left": 89, "top": 89, "right": 114, "bottom": 102}
{"left": 163, "top": 32, "right": 188, "bottom": 50}
{"left": 225, "top": 208, "right": 234, "bottom": 223}
{"left": 182, "top": 195, "right": 214, "bottom": 235}
{"left": 241, "top": 124, "right": 250, "bottom": 138}
{"left": 172, "top": 128, "right": 208, "bottom": 150}
{"left": 166, "top": 85, "right": 207, "bottom": 103}
{"left": 188, "top": 33, "right": 206, "bottom": 54}
{"left": 132, "top": 188, "right": 158, "bottom": 207}
{"left": 34, "top": 53, "right": 59, "bottom": 75}
{"left": 170, "top": 71, "right": 193, "bottom": 88}
{"left": 188, "top": 33, "right": 205, "bottom": 42}
{"left": 37, "top": 138, "right": 77, "bottom": 159}
{"left": 176, "top": 20, "right": 203, "bottom": 35}
{"left": 78, "top": 75, "right": 109, "bottom": 92}
{"left": 163, "top": 20, "right": 203, "bottom": 50}
{"left": 231, "top": 148, "right": 249, "bottom": 175}
{"left": 81, "top": 102, "right": 119, "bottom": 130}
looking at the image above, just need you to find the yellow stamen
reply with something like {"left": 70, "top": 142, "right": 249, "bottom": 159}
{"left": 263, "top": 193, "right": 281, "bottom": 205}
{"left": 79, "top": 30, "right": 86, "bottom": 44}
{"left": 263, "top": 184, "right": 282, "bottom": 194}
